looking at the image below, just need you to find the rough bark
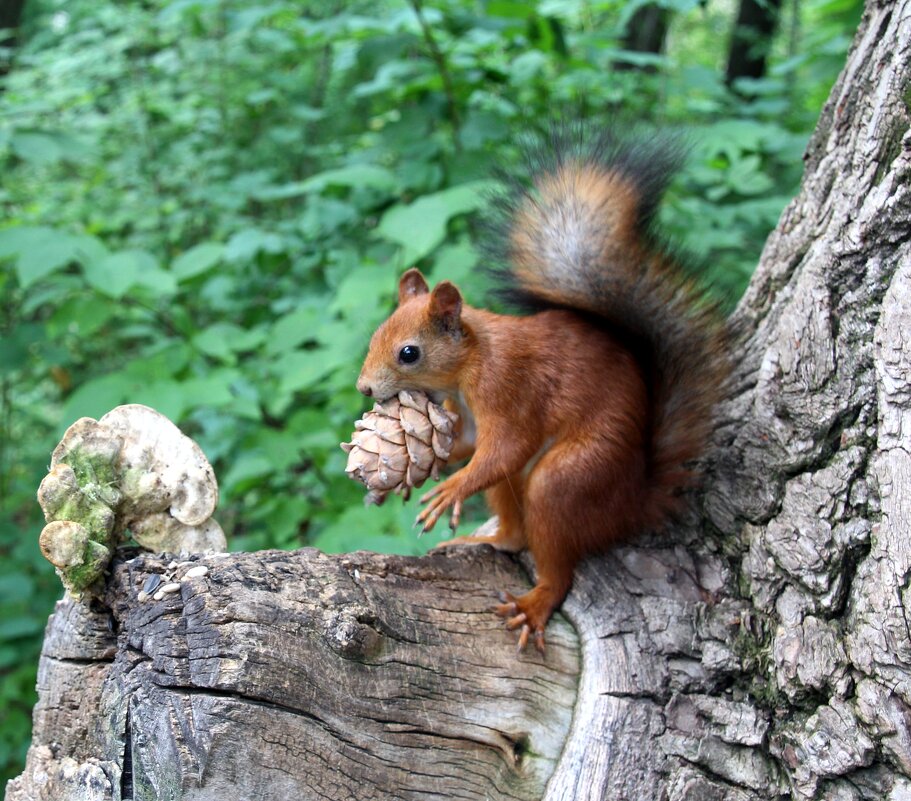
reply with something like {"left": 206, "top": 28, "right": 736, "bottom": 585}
{"left": 6, "top": 0, "right": 911, "bottom": 799}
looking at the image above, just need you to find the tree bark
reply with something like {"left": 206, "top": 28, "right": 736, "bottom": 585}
{"left": 6, "top": 1, "right": 911, "bottom": 799}
{"left": 726, "top": 0, "right": 784, "bottom": 85}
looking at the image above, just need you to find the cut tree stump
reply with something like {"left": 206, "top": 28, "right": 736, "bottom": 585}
{"left": 7, "top": 548, "right": 580, "bottom": 801}
{"left": 6, "top": 1, "right": 911, "bottom": 799}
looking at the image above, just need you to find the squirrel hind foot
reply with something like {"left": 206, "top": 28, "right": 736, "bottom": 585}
{"left": 494, "top": 587, "right": 559, "bottom": 655}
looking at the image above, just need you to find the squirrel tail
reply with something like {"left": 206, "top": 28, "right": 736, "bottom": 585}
{"left": 487, "top": 130, "right": 727, "bottom": 525}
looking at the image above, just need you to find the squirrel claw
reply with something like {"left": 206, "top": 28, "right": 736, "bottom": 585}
{"left": 514, "top": 624, "right": 545, "bottom": 654}
{"left": 493, "top": 596, "right": 518, "bottom": 618}
{"left": 420, "top": 486, "right": 441, "bottom": 503}
{"left": 449, "top": 500, "right": 462, "bottom": 531}
{"left": 517, "top": 624, "right": 530, "bottom": 653}
{"left": 417, "top": 480, "right": 462, "bottom": 533}
{"left": 505, "top": 612, "right": 527, "bottom": 631}
{"left": 494, "top": 589, "right": 548, "bottom": 655}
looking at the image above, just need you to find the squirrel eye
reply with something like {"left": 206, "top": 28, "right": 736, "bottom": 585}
{"left": 398, "top": 345, "right": 421, "bottom": 365}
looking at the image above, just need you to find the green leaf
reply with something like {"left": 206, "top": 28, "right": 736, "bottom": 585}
{"left": 10, "top": 132, "right": 63, "bottom": 165}
{"left": 0, "top": 617, "right": 45, "bottom": 641}
{"left": 134, "top": 267, "right": 178, "bottom": 298}
{"left": 0, "top": 333, "right": 30, "bottom": 373}
{"left": 172, "top": 243, "right": 224, "bottom": 281}
{"left": 308, "top": 498, "right": 459, "bottom": 556}
{"left": 221, "top": 453, "right": 274, "bottom": 491}
{"left": 0, "top": 227, "right": 81, "bottom": 288}
{"left": 0, "top": 574, "right": 34, "bottom": 602}
{"left": 0, "top": 322, "right": 44, "bottom": 372}
{"left": 224, "top": 228, "right": 286, "bottom": 263}
{"left": 181, "top": 368, "right": 242, "bottom": 409}
{"left": 46, "top": 295, "right": 116, "bottom": 338}
{"left": 427, "top": 240, "right": 479, "bottom": 293}
{"left": 726, "top": 155, "right": 775, "bottom": 196}
{"left": 311, "top": 317, "right": 375, "bottom": 366}
{"left": 487, "top": 2, "right": 537, "bottom": 20}
{"left": 267, "top": 306, "right": 323, "bottom": 355}
{"left": 10, "top": 130, "right": 91, "bottom": 165}
{"left": 252, "top": 166, "right": 398, "bottom": 201}
{"left": 194, "top": 323, "right": 266, "bottom": 362}
{"left": 376, "top": 181, "right": 496, "bottom": 263}
{"left": 122, "top": 343, "right": 191, "bottom": 383}
{"left": 196, "top": 333, "right": 237, "bottom": 363}
{"left": 459, "top": 111, "right": 509, "bottom": 150}
{"left": 17, "top": 240, "right": 80, "bottom": 289}
{"left": 82, "top": 250, "right": 159, "bottom": 298}
{"left": 61, "top": 373, "right": 135, "bottom": 424}
{"left": 329, "top": 264, "right": 396, "bottom": 318}
{"left": 0, "top": 227, "right": 46, "bottom": 260}
{"left": 297, "top": 165, "right": 398, "bottom": 194}
{"left": 274, "top": 349, "right": 339, "bottom": 396}
{"left": 129, "top": 380, "right": 188, "bottom": 422}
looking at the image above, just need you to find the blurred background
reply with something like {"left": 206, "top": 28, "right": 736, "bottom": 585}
{"left": 0, "top": 0, "right": 862, "bottom": 783}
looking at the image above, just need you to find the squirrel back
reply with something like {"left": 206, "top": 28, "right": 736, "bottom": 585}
{"left": 487, "top": 132, "right": 726, "bottom": 526}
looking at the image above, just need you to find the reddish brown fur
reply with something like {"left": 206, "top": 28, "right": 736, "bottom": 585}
{"left": 357, "top": 155, "right": 724, "bottom": 653}
{"left": 358, "top": 276, "right": 652, "bottom": 651}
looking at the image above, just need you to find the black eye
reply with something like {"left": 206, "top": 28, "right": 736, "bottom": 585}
{"left": 398, "top": 345, "right": 421, "bottom": 364}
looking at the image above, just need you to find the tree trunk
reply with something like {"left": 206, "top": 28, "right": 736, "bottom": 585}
{"left": 726, "top": 0, "right": 784, "bottom": 85}
{"left": 623, "top": 4, "right": 670, "bottom": 58}
{"left": 6, "top": 1, "right": 911, "bottom": 799}
{"left": 0, "top": 0, "right": 27, "bottom": 78}
{"left": 617, "top": 3, "right": 670, "bottom": 73}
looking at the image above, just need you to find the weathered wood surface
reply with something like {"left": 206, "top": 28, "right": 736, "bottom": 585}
{"left": 6, "top": 0, "right": 911, "bottom": 799}
{"left": 6, "top": 548, "right": 579, "bottom": 801}
{"left": 7, "top": 550, "right": 579, "bottom": 801}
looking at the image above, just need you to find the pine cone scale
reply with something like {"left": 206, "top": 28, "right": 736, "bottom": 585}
{"left": 341, "top": 391, "right": 459, "bottom": 505}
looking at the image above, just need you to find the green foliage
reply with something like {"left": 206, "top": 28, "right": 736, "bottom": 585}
{"left": 0, "top": 0, "right": 862, "bottom": 783}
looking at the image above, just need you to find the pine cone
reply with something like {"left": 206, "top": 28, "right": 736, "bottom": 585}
{"left": 341, "top": 390, "right": 458, "bottom": 505}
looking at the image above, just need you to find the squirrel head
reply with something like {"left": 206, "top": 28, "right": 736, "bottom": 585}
{"left": 357, "top": 268, "right": 469, "bottom": 402}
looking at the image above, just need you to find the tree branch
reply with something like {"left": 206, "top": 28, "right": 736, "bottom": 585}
{"left": 406, "top": 0, "right": 462, "bottom": 146}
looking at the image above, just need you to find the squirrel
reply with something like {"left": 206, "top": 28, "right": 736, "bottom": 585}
{"left": 356, "top": 132, "right": 726, "bottom": 653}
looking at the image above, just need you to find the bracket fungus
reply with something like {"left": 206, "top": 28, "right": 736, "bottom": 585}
{"left": 37, "top": 404, "right": 225, "bottom": 597}
{"left": 341, "top": 390, "right": 458, "bottom": 505}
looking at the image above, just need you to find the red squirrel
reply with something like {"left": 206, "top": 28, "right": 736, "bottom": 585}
{"left": 356, "top": 134, "right": 725, "bottom": 653}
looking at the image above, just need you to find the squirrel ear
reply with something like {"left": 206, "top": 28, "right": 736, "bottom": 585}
{"left": 429, "top": 281, "right": 462, "bottom": 333}
{"left": 398, "top": 268, "right": 430, "bottom": 304}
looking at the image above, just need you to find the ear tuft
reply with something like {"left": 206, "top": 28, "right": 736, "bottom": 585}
{"left": 398, "top": 268, "right": 430, "bottom": 304}
{"left": 429, "top": 281, "right": 462, "bottom": 333}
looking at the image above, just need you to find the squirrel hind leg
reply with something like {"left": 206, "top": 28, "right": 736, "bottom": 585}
{"left": 493, "top": 480, "right": 576, "bottom": 654}
{"left": 497, "top": 439, "right": 646, "bottom": 652}
{"left": 494, "top": 533, "right": 575, "bottom": 655}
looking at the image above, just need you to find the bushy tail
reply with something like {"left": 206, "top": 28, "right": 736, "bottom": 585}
{"left": 488, "top": 131, "right": 727, "bottom": 524}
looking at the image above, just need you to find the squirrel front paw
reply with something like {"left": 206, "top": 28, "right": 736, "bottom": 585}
{"left": 416, "top": 477, "right": 463, "bottom": 533}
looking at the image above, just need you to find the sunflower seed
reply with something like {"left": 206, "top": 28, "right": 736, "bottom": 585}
{"left": 184, "top": 565, "right": 209, "bottom": 579}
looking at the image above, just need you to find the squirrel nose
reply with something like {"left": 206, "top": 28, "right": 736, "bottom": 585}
{"left": 357, "top": 379, "right": 373, "bottom": 397}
